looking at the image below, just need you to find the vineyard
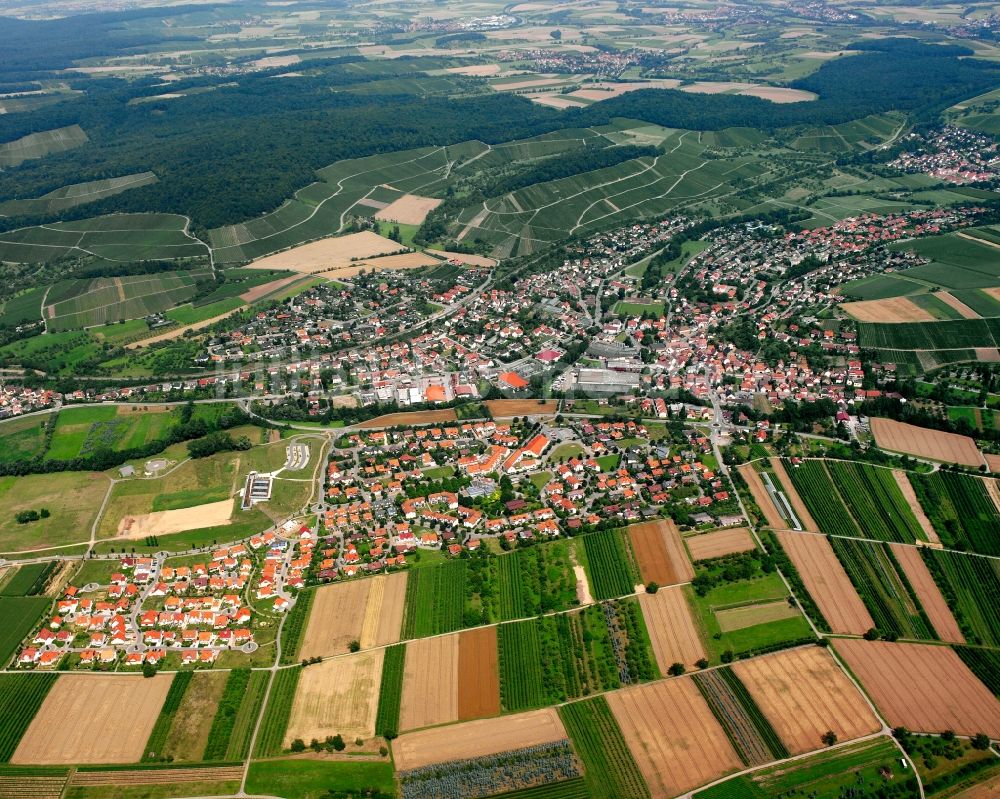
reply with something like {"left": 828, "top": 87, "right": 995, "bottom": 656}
{"left": 780, "top": 461, "right": 860, "bottom": 538}
{"left": 829, "top": 538, "right": 935, "bottom": 640}
{"left": 693, "top": 668, "right": 788, "bottom": 767}
{"left": 202, "top": 669, "right": 267, "bottom": 761}
{"left": 824, "top": 462, "right": 922, "bottom": 543}
{"left": 911, "top": 472, "right": 1000, "bottom": 556}
{"left": 923, "top": 549, "right": 1000, "bottom": 647}
{"left": 0, "top": 675, "right": 56, "bottom": 762}
{"left": 398, "top": 741, "right": 582, "bottom": 799}
{"left": 375, "top": 644, "right": 406, "bottom": 738}
{"left": 558, "top": 697, "right": 650, "bottom": 799}
{"left": 254, "top": 666, "right": 300, "bottom": 757}
{"left": 279, "top": 588, "right": 314, "bottom": 664}
{"left": 142, "top": 672, "right": 192, "bottom": 762}
{"left": 582, "top": 530, "right": 638, "bottom": 600}
{"left": 954, "top": 646, "right": 1000, "bottom": 697}
{"left": 401, "top": 561, "right": 468, "bottom": 639}
{"left": 485, "top": 543, "right": 577, "bottom": 622}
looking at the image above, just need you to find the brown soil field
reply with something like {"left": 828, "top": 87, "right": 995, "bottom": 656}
{"left": 770, "top": 458, "right": 818, "bottom": 531}
{"left": 686, "top": 528, "right": 756, "bottom": 561}
{"left": 457, "top": 626, "right": 500, "bottom": 720}
{"left": 984, "top": 476, "right": 1000, "bottom": 514}
{"left": 162, "top": 671, "right": 229, "bottom": 761}
{"left": 775, "top": 531, "right": 873, "bottom": 635}
{"left": 937, "top": 292, "right": 981, "bottom": 319}
{"left": 716, "top": 601, "right": 800, "bottom": 632}
{"left": 892, "top": 471, "right": 939, "bottom": 544}
{"left": 13, "top": 674, "right": 172, "bottom": 765}
{"left": 299, "top": 580, "right": 369, "bottom": 660}
{"left": 607, "top": 677, "right": 742, "bottom": 797}
{"left": 738, "top": 464, "right": 786, "bottom": 529}
{"left": 239, "top": 273, "right": 309, "bottom": 303}
{"left": 357, "top": 409, "right": 458, "bottom": 429}
{"left": 627, "top": 519, "right": 694, "bottom": 586}
{"left": 568, "top": 79, "right": 681, "bottom": 101}
{"left": 246, "top": 231, "right": 407, "bottom": 274}
{"left": 841, "top": 297, "right": 935, "bottom": 322}
{"left": 485, "top": 399, "right": 559, "bottom": 417}
{"left": 490, "top": 77, "right": 567, "bottom": 91}
{"left": 374, "top": 194, "right": 443, "bottom": 226}
{"left": 974, "top": 347, "right": 1000, "bottom": 362}
{"left": 285, "top": 649, "right": 385, "bottom": 745}
{"left": 739, "top": 85, "right": 817, "bottom": 102}
{"left": 393, "top": 708, "right": 567, "bottom": 771}
{"left": 986, "top": 455, "right": 1000, "bottom": 477}
{"left": 732, "top": 646, "right": 881, "bottom": 755}
{"left": 888, "top": 543, "right": 963, "bottom": 643}
{"left": 870, "top": 418, "right": 984, "bottom": 467}
{"left": 429, "top": 250, "right": 497, "bottom": 267}
{"left": 638, "top": 586, "right": 706, "bottom": 670}
{"left": 358, "top": 572, "right": 407, "bottom": 650}
{"left": 399, "top": 634, "right": 460, "bottom": 732}
{"left": 835, "top": 639, "right": 1000, "bottom": 738}
{"left": 116, "top": 498, "right": 233, "bottom": 539}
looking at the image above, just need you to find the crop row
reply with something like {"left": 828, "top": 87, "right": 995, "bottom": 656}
{"left": 612, "top": 599, "right": 658, "bottom": 683}
{"left": 923, "top": 549, "right": 1000, "bottom": 648}
{"left": 401, "top": 560, "right": 467, "bottom": 639}
{"left": 279, "top": 588, "right": 314, "bottom": 665}
{"left": 912, "top": 473, "right": 1000, "bottom": 556}
{"left": 142, "top": 672, "right": 192, "bottom": 763}
{"left": 830, "top": 538, "right": 935, "bottom": 640}
{"left": 203, "top": 668, "right": 265, "bottom": 761}
{"left": 0, "top": 597, "right": 50, "bottom": 669}
{"left": 781, "top": 461, "right": 860, "bottom": 538}
{"left": 559, "top": 697, "right": 650, "bottom": 799}
{"left": 254, "top": 666, "right": 300, "bottom": 758}
{"left": 0, "top": 674, "right": 57, "bottom": 762}
{"left": 487, "top": 778, "right": 590, "bottom": 799}
{"left": 825, "top": 462, "right": 922, "bottom": 543}
{"left": 375, "top": 644, "right": 405, "bottom": 739}
{"left": 954, "top": 646, "right": 1000, "bottom": 697}
{"left": 582, "top": 531, "right": 637, "bottom": 601}
{"left": 487, "top": 543, "right": 577, "bottom": 622}
{"left": 716, "top": 668, "right": 788, "bottom": 760}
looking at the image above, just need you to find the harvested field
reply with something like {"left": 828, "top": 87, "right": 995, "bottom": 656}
{"left": 298, "top": 580, "right": 369, "bottom": 660}
{"left": 399, "top": 633, "right": 460, "bottom": 731}
{"left": 607, "top": 677, "right": 742, "bottom": 797}
{"left": 950, "top": 773, "right": 1000, "bottom": 799}
{"left": 739, "top": 464, "right": 786, "bottom": 529}
{"left": 841, "top": 298, "right": 936, "bottom": 323}
{"left": 457, "top": 626, "right": 500, "bottom": 720}
{"left": 393, "top": 708, "right": 567, "bottom": 771}
{"left": 888, "top": 543, "right": 964, "bottom": 643}
{"left": 870, "top": 418, "right": 984, "bottom": 467}
{"left": 357, "top": 409, "right": 457, "bottom": 428}
{"left": 485, "top": 399, "right": 559, "bottom": 417}
{"left": 776, "top": 531, "right": 873, "bottom": 634}
{"left": 285, "top": 649, "right": 384, "bottom": 744}
{"left": 892, "top": 471, "right": 940, "bottom": 544}
{"left": 359, "top": 572, "right": 407, "bottom": 650}
{"left": 732, "top": 646, "right": 881, "bottom": 754}
{"left": 567, "top": 79, "right": 681, "bottom": 101}
{"left": 430, "top": 250, "right": 497, "bottom": 267}
{"left": 246, "top": 231, "right": 406, "bottom": 274}
{"left": 627, "top": 519, "right": 694, "bottom": 586}
{"left": 716, "top": 601, "right": 800, "bottom": 632}
{"left": 638, "top": 585, "right": 706, "bottom": 670}
{"left": 13, "top": 674, "right": 172, "bottom": 764}
{"left": 531, "top": 94, "right": 589, "bottom": 109}
{"left": 987, "top": 455, "right": 1000, "bottom": 477}
{"left": 116, "top": 498, "right": 233, "bottom": 539}
{"left": 686, "top": 528, "right": 755, "bottom": 561}
{"left": 770, "top": 458, "right": 818, "bottom": 531}
{"left": 374, "top": 194, "right": 443, "bottom": 226}
{"left": 347, "top": 251, "right": 441, "bottom": 272}
{"left": 835, "top": 639, "right": 1000, "bottom": 738}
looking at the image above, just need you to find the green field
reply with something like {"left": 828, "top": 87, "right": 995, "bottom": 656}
{"left": 823, "top": 461, "right": 923, "bottom": 543}
{"left": 0, "top": 173, "right": 158, "bottom": 217}
{"left": 203, "top": 669, "right": 267, "bottom": 761}
{"left": 911, "top": 472, "right": 1000, "bottom": 556}
{"left": 400, "top": 559, "right": 468, "bottom": 638}
{"left": 0, "top": 125, "right": 87, "bottom": 169}
{"left": 142, "top": 672, "right": 193, "bottom": 762}
{"left": 0, "top": 563, "right": 55, "bottom": 597}
{"left": 254, "top": 667, "right": 300, "bottom": 758}
{"left": 778, "top": 461, "right": 860, "bottom": 538}
{"left": 0, "top": 287, "right": 47, "bottom": 327}
{"left": 559, "top": 697, "right": 650, "bottom": 799}
{"left": 922, "top": 549, "right": 1000, "bottom": 648}
{"left": 484, "top": 543, "right": 577, "bottom": 622}
{"left": 0, "top": 415, "right": 49, "bottom": 464}
{"left": 0, "top": 597, "right": 49, "bottom": 667}
{"left": 0, "top": 471, "right": 111, "bottom": 553}
{"left": 374, "top": 643, "right": 405, "bottom": 739}
{"left": 581, "top": 530, "right": 638, "bottom": 600}
{"left": 613, "top": 300, "right": 665, "bottom": 317}
{"left": 245, "top": 759, "right": 395, "bottom": 799}
{"left": 278, "top": 588, "right": 314, "bottom": 665}
{"left": 857, "top": 317, "right": 1000, "bottom": 351}
{"left": 0, "top": 674, "right": 58, "bottom": 762}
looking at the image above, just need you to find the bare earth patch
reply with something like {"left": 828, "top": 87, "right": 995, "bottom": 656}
{"left": 638, "top": 586, "right": 706, "bottom": 670}
{"left": 607, "top": 677, "right": 742, "bottom": 797}
{"left": 835, "top": 639, "right": 1000, "bottom": 738}
{"left": 429, "top": 250, "right": 497, "bottom": 267}
{"left": 374, "top": 194, "right": 443, "bottom": 226}
{"left": 627, "top": 519, "right": 694, "bottom": 586}
{"left": 399, "top": 633, "right": 460, "bottom": 732}
{"left": 732, "top": 646, "right": 881, "bottom": 755}
{"left": 485, "top": 399, "right": 559, "bottom": 417}
{"left": 393, "top": 708, "right": 567, "bottom": 771}
{"left": 840, "top": 297, "right": 936, "bottom": 322}
{"left": 246, "top": 231, "right": 407, "bottom": 274}
{"left": 13, "top": 674, "right": 172, "bottom": 765}
{"left": 285, "top": 649, "right": 385, "bottom": 745}
{"left": 444, "top": 64, "right": 502, "bottom": 76}
{"left": 686, "top": 528, "right": 755, "bottom": 561}
{"left": 888, "top": 543, "right": 964, "bottom": 643}
{"left": 457, "top": 626, "right": 500, "bottom": 720}
{"left": 870, "top": 418, "right": 984, "bottom": 467}
{"left": 116, "top": 498, "right": 233, "bottom": 539}
{"left": 775, "top": 531, "right": 873, "bottom": 635}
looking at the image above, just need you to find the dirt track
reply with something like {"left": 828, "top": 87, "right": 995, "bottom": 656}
{"left": 835, "top": 639, "right": 1000, "bottom": 738}
{"left": 775, "top": 531, "right": 873, "bottom": 634}
{"left": 889, "top": 543, "right": 964, "bottom": 643}
{"left": 639, "top": 586, "right": 706, "bottom": 670}
{"left": 732, "top": 646, "right": 881, "bottom": 755}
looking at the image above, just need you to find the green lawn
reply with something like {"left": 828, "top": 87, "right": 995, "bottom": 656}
{"left": 245, "top": 759, "right": 394, "bottom": 799}
{"left": 0, "top": 472, "right": 111, "bottom": 553}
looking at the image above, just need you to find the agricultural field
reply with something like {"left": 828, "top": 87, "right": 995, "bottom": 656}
{"left": 910, "top": 472, "right": 1000, "bottom": 556}
{"left": 159, "top": 671, "right": 229, "bottom": 762}
{"left": 638, "top": 586, "right": 707, "bottom": 672}
{"left": 142, "top": 672, "right": 193, "bottom": 762}
{"left": 626, "top": 519, "right": 694, "bottom": 587}
{"left": 835, "top": 639, "right": 1000, "bottom": 738}
{"left": 0, "top": 563, "right": 56, "bottom": 597}
{"left": 457, "top": 626, "right": 501, "bottom": 721}
{"left": 779, "top": 460, "right": 860, "bottom": 538}
{"left": 481, "top": 543, "right": 577, "bottom": 622}
{"left": 400, "top": 560, "right": 467, "bottom": 638}
{"left": 45, "top": 405, "right": 176, "bottom": 461}
{"left": 203, "top": 669, "right": 268, "bottom": 761}
{"left": 0, "top": 125, "right": 87, "bottom": 169}
{"left": 0, "top": 675, "right": 58, "bottom": 762}
{"left": 558, "top": 697, "right": 649, "bottom": 799}
{"left": 921, "top": 548, "right": 1000, "bottom": 647}
{"left": 254, "top": 666, "right": 300, "bottom": 758}
{"left": 246, "top": 759, "right": 395, "bottom": 799}
{"left": 731, "top": 646, "right": 881, "bottom": 755}
{"left": 375, "top": 643, "right": 405, "bottom": 738}
{"left": 685, "top": 528, "right": 756, "bottom": 561}
{"left": 954, "top": 646, "right": 1000, "bottom": 698}
{"left": 889, "top": 543, "right": 965, "bottom": 644}
{"left": 0, "top": 414, "right": 50, "bottom": 464}
{"left": 822, "top": 461, "right": 925, "bottom": 543}
{"left": 0, "top": 173, "right": 157, "bottom": 217}
{"left": 581, "top": 529, "right": 640, "bottom": 600}
{"left": 399, "top": 634, "right": 459, "bottom": 732}
{"left": 869, "top": 418, "right": 985, "bottom": 468}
